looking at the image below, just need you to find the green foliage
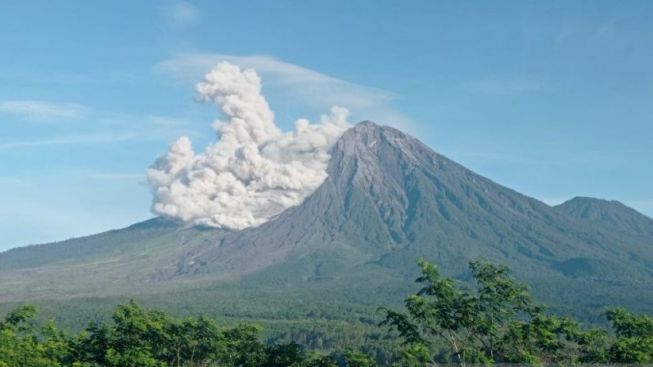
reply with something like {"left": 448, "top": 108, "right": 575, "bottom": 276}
{"left": 606, "top": 307, "right": 653, "bottom": 363}
{"left": 0, "top": 300, "right": 375, "bottom": 367}
{"left": 264, "top": 342, "right": 305, "bottom": 366}
{"left": 0, "top": 305, "right": 67, "bottom": 367}
{"left": 382, "top": 259, "right": 534, "bottom": 364}
{"left": 382, "top": 259, "right": 652, "bottom": 366}
{"left": 302, "top": 354, "right": 338, "bottom": 367}
{"left": 342, "top": 351, "right": 376, "bottom": 367}
{"left": 1, "top": 259, "right": 652, "bottom": 367}
{"left": 70, "top": 300, "right": 270, "bottom": 367}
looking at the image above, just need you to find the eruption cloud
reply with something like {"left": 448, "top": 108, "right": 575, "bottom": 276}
{"left": 147, "top": 62, "right": 351, "bottom": 229}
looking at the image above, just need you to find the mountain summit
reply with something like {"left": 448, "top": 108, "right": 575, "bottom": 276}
{"left": 555, "top": 196, "right": 653, "bottom": 238}
{"left": 1, "top": 121, "right": 652, "bottom": 316}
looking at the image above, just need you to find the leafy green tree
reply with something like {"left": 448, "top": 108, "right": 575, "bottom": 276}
{"left": 264, "top": 342, "right": 306, "bottom": 367}
{"left": 3, "top": 265, "right": 653, "bottom": 367}
{"left": 302, "top": 354, "right": 338, "bottom": 367}
{"left": 72, "top": 300, "right": 267, "bottom": 367}
{"left": 103, "top": 300, "right": 169, "bottom": 366}
{"left": 606, "top": 307, "right": 653, "bottom": 363}
{"left": 0, "top": 305, "right": 64, "bottom": 367}
{"left": 496, "top": 313, "right": 591, "bottom": 364}
{"left": 382, "top": 260, "right": 508, "bottom": 365}
{"left": 165, "top": 316, "right": 225, "bottom": 366}
{"left": 342, "top": 350, "right": 376, "bottom": 367}
{"left": 71, "top": 321, "right": 112, "bottom": 366}
{"left": 221, "top": 324, "right": 267, "bottom": 366}
{"left": 381, "top": 259, "right": 610, "bottom": 366}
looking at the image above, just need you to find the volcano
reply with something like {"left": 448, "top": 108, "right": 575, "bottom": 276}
{"left": 1, "top": 121, "right": 652, "bottom": 318}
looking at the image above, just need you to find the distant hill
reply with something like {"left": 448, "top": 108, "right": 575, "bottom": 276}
{"left": 555, "top": 196, "right": 653, "bottom": 238}
{"left": 1, "top": 121, "right": 652, "bottom": 324}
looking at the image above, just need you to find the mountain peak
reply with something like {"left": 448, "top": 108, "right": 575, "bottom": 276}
{"left": 345, "top": 120, "right": 390, "bottom": 139}
{"left": 354, "top": 120, "right": 380, "bottom": 128}
{"left": 557, "top": 196, "right": 633, "bottom": 214}
{"left": 555, "top": 196, "right": 653, "bottom": 236}
{"left": 328, "top": 121, "right": 433, "bottom": 190}
{"left": 348, "top": 120, "right": 404, "bottom": 136}
{"left": 336, "top": 121, "right": 422, "bottom": 159}
{"left": 564, "top": 196, "right": 622, "bottom": 206}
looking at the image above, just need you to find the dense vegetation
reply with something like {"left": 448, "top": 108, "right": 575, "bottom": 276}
{"left": 2, "top": 259, "right": 652, "bottom": 366}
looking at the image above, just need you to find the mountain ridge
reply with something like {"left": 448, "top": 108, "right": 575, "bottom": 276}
{"left": 555, "top": 196, "right": 653, "bottom": 237}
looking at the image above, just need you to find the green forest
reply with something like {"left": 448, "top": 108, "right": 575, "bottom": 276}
{"left": 2, "top": 260, "right": 652, "bottom": 367}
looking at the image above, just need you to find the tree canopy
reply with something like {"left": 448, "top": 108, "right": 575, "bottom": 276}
{"left": 381, "top": 259, "right": 652, "bottom": 366}
{"left": 1, "top": 259, "right": 652, "bottom": 366}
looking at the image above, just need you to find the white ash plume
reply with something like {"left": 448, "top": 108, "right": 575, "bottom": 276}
{"left": 147, "top": 62, "right": 350, "bottom": 229}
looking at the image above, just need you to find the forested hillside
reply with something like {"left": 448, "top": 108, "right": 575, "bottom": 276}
{"left": 2, "top": 259, "right": 653, "bottom": 366}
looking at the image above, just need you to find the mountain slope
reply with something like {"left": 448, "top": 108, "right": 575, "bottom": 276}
{"left": 0, "top": 217, "right": 180, "bottom": 271}
{"left": 1, "top": 121, "right": 652, "bottom": 318}
{"left": 555, "top": 196, "right": 653, "bottom": 238}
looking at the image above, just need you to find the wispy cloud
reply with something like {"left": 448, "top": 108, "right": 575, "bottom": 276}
{"left": 0, "top": 176, "right": 27, "bottom": 186}
{"left": 0, "top": 105, "right": 201, "bottom": 150}
{"left": 458, "top": 76, "right": 550, "bottom": 95}
{"left": 161, "top": 1, "right": 200, "bottom": 27}
{"left": 0, "top": 100, "right": 89, "bottom": 121}
{"left": 155, "top": 53, "right": 417, "bottom": 130}
{"left": 0, "top": 133, "right": 138, "bottom": 150}
{"left": 0, "top": 171, "right": 143, "bottom": 185}
{"left": 83, "top": 171, "right": 145, "bottom": 181}
{"left": 147, "top": 115, "right": 190, "bottom": 130}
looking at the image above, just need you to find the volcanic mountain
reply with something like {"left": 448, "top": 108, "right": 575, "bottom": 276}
{"left": 1, "top": 121, "right": 652, "bottom": 319}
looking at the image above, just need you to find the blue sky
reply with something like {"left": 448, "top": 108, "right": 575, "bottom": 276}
{"left": 1, "top": 0, "right": 652, "bottom": 250}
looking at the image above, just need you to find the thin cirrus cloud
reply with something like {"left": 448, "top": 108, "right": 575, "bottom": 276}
{"left": 0, "top": 133, "right": 139, "bottom": 150}
{"left": 155, "top": 53, "right": 417, "bottom": 130}
{"left": 84, "top": 171, "right": 144, "bottom": 181}
{"left": 0, "top": 106, "right": 197, "bottom": 150}
{"left": 458, "top": 76, "right": 551, "bottom": 95}
{"left": 0, "top": 117, "right": 194, "bottom": 150}
{"left": 0, "top": 100, "right": 89, "bottom": 121}
{"left": 161, "top": 1, "right": 200, "bottom": 27}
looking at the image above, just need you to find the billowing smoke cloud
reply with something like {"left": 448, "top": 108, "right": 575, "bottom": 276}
{"left": 147, "top": 62, "right": 350, "bottom": 229}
